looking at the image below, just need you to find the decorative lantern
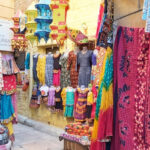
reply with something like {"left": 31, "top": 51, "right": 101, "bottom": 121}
{"left": 10, "top": 10, "right": 27, "bottom": 50}
{"left": 25, "top": 1, "right": 38, "bottom": 44}
{"left": 34, "top": 0, "right": 53, "bottom": 42}
{"left": 50, "top": 0, "right": 69, "bottom": 45}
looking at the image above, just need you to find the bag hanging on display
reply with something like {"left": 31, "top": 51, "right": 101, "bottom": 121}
{"left": 0, "top": 124, "right": 9, "bottom": 145}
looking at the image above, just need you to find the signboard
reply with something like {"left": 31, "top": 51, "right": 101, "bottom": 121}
{"left": 0, "top": 19, "right": 13, "bottom": 51}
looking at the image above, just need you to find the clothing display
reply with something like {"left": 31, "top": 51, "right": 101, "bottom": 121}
{"left": 0, "top": 94, "right": 15, "bottom": 123}
{"left": 2, "top": 54, "right": 20, "bottom": 75}
{"left": 59, "top": 54, "right": 71, "bottom": 88}
{"left": 0, "top": 53, "right": 3, "bottom": 90}
{"left": 53, "top": 53, "right": 61, "bottom": 70}
{"left": 48, "top": 87, "right": 55, "bottom": 107}
{"left": 33, "top": 54, "right": 39, "bottom": 83}
{"left": 77, "top": 50, "right": 93, "bottom": 87}
{"left": 45, "top": 54, "right": 53, "bottom": 87}
{"left": 55, "top": 88, "right": 62, "bottom": 110}
{"left": 92, "top": 48, "right": 106, "bottom": 86}
{"left": 74, "top": 88, "right": 89, "bottom": 122}
{"left": 25, "top": 52, "right": 30, "bottom": 70}
{"left": 36, "top": 55, "right": 46, "bottom": 85}
{"left": 14, "top": 50, "right": 25, "bottom": 71}
{"left": 64, "top": 88, "right": 75, "bottom": 117}
{"left": 1, "top": 75, "right": 17, "bottom": 95}
{"left": 61, "top": 88, "right": 67, "bottom": 111}
{"left": 67, "top": 51, "right": 78, "bottom": 88}
{"left": 111, "top": 26, "right": 150, "bottom": 150}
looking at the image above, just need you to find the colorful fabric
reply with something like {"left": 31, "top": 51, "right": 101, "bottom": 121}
{"left": 65, "top": 90, "right": 74, "bottom": 117}
{"left": 48, "top": 87, "right": 55, "bottom": 106}
{"left": 0, "top": 53, "right": 3, "bottom": 90}
{"left": 0, "top": 94, "right": 15, "bottom": 123}
{"left": 74, "top": 88, "right": 88, "bottom": 122}
{"left": 55, "top": 88, "right": 63, "bottom": 110}
{"left": 61, "top": 88, "right": 67, "bottom": 111}
{"left": 67, "top": 28, "right": 88, "bottom": 45}
{"left": 111, "top": 26, "right": 150, "bottom": 150}
{"left": 45, "top": 54, "right": 53, "bottom": 87}
{"left": 53, "top": 70, "right": 61, "bottom": 86}
{"left": 87, "top": 91, "right": 94, "bottom": 105}
{"left": 25, "top": 52, "right": 30, "bottom": 70}
{"left": 2, "top": 75, "right": 16, "bottom": 95}
{"left": 36, "top": 55, "right": 46, "bottom": 85}
{"left": 59, "top": 55, "right": 71, "bottom": 88}
{"left": 92, "top": 48, "right": 106, "bottom": 86}
{"left": 67, "top": 51, "right": 78, "bottom": 88}
{"left": 90, "top": 46, "right": 113, "bottom": 150}
{"left": 11, "top": 93, "right": 18, "bottom": 123}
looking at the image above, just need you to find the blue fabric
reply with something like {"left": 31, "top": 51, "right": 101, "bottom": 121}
{"left": 25, "top": 52, "right": 30, "bottom": 69}
{"left": 142, "top": 0, "right": 148, "bottom": 20}
{"left": 33, "top": 55, "right": 39, "bottom": 83}
{"left": 65, "top": 91, "right": 74, "bottom": 117}
{"left": 0, "top": 94, "right": 15, "bottom": 123}
{"left": 45, "top": 54, "right": 53, "bottom": 87}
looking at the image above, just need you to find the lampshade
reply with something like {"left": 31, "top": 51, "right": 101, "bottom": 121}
{"left": 11, "top": 10, "right": 27, "bottom": 50}
{"left": 25, "top": 1, "right": 38, "bottom": 44}
{"left": 50, "top": 0, "right": 69, "bottom": 45}
{"left": 34, "top": 0, "right": 52, "bottom": 42}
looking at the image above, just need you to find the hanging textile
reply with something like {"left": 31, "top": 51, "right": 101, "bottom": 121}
{"left": 90, "top": 47, "right": 113, "bottom": 150}
{"left": 0, "top": 52, "right": 3, "bottom": 90}
{"left": 111, "top": 26, "right": 150, "bottom": 150}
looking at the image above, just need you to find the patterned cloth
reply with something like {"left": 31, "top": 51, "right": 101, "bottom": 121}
{"left": 74, "top": 88, "right": 89, "bottom": 122}
{"left": 77, "top": 50, "right": 93, "bottom": 87}
{"left": 59, "top": 55, "right": 70, "bottom": 88}
{"left": 92, "top": 48, "right": 106, "bottom": 86}
{"left": 90, "top": 47, "right": 113, "bottom": 150}
{"left": 67, "top": 51, "right": 78, "bottom": 88}
{"left": 1, "top": 75, "right": 17, "bottom": 95}
{"left": 111, "top": 26, "right": 150, "bottom": 150}
{"left": 45, "top": 54, "right": 53, "bottom": 87}
{"left": 65, "top": 89, "right": 74, "bottom": 117}
{"left": 48, "top": 87, "right": 55, "bottom": 106}
{"left": 53, "top": 70, "right": 61, "bottom": 86}
{"left": 36, "top": 55, "right": 46, "bottom": 85}
{"left": 0, "top": 94, "right": 15, "bottom": 123}
{"left": 0, "top": 53, "right": 3, "bottom": 90}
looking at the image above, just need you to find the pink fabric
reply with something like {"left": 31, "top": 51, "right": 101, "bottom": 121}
{"left": 112, "top": 26, "right": 150, "bottom": 150}
{"left": 53, "top": 70, "right": 60, "bottom": 86}
{"left": 11, "top": 93, "right": 18, "bottom": 123}
{"left": 96, "top": 4, "right": 104, "bottom": 38}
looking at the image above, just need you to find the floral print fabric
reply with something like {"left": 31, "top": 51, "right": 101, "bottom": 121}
{"left": 59, "top": 55, "right": 70, "bottom": 88}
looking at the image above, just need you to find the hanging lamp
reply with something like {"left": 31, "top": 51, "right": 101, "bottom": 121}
{"left": 34, "top": 0, "right": 53, "bottom": 42}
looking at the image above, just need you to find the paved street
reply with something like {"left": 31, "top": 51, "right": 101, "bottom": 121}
{"left": 12, "top": 124, "right": 64, "bottom": 150}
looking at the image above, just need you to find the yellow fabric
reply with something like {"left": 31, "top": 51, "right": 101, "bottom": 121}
{"left": 61, "top": 88, "right": 67, "bottom": 111}
{"left": 36, "top": 55, "right": 46, "bottom": 85}
{"left": 4, "top": 122, "right": 14, "bottom": 136}
{"left": 91, "top": 47, "right": 107, "bottom": 141}
{"left": 87, "top": 91, "right": 94, "bottom": 105}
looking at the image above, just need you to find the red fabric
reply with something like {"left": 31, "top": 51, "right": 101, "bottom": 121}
{"left": 96, "top": 4, "right": 104, "bottom": 38}
{"left": 2, "top": 75, "right": 16, "bottom": 95}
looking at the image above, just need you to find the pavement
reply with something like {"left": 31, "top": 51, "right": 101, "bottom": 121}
{"left": 12, "top": 123, "right": 64, "bottom": 150}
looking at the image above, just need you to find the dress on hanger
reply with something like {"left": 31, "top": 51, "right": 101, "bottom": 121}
{"left": 48, "top": 87, "right": 55, "bottom": 106}
{"left": 67, "top": 51, "right": 78, "bottom": 88}
{"left": 55, "top": 88, "right": 62, "bottom": 110}
{"left": 45, "top": 54, "right": 54, "bottom": 87}
{"left": 59, "top": 55, "right": 71, "bottom": 88}
{"left": 36, "top": 55, "right": 46, "bottom": 85}
{"left": 33, "top": 54, "right": 39, "bottom": 83}
{"left": 61, "top": 88, "right": 67, "bottom": 112}
{"left": 77, "top": 50, "right": 93, "bottom": 87}
{"left": 53, "top": 53, "right": 61, "bottom": 86}
{"left": 74, "top": 88, "right": 89, "bottom": 122}
{"left": 65, "top": 88, "right": 74, "bottom": 117}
